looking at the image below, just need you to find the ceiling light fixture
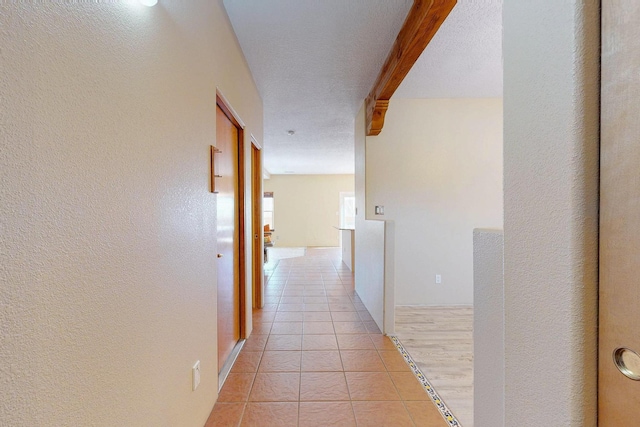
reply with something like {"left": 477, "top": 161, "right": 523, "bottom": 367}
{"left": 139, "top": 0, "right": 158, "bottom": 6}
{"left": 287, "top": 130, "right": 295, "bottom": 136}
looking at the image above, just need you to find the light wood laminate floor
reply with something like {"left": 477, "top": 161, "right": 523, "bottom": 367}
{"left": 395, "top": 306, "right": 473, "bottom": 427}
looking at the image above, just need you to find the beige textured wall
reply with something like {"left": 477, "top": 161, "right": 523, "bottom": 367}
{"left": 263, "top": 174, "right": 354, "bottom": 247}
{"left": 503, "top": 1, "right": 599, "bottom": 425}
{"left": 366, "top": 98, "right": 503, "bottom": 305}
{"left": 0, "top": 2, "right": 262, "bottom": 426}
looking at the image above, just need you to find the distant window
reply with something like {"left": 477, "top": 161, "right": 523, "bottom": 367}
{"left": 263, "top": 192, "right": 274, "bottom": 230}
{"left": 340, "top": 192, "right": 355, "bottom": 229}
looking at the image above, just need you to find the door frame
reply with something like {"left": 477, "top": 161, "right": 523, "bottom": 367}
{"left": 251, "top": 138, "right": 264, "bottom": 309}
{"left": 216, "top": 89, "right": 247, "bottom": 340}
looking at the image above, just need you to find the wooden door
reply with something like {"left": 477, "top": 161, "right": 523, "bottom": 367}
{"left": 599, "top": 0, "right": 640, "bottom": 423}
{"left": 251, "top": 143, "right": 264, "bottom": 309}
{"left": 216, "top": 105, "right": 240, "bottom": 373}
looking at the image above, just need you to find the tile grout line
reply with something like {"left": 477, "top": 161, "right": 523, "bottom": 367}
{"left": 390, "top": 335, "right": 462, "bottom": 427}
{"left": 376, "top": 339, "right": 419, "bottom": 427}
{"left": 335, "top": 264, "right": 360, "bottom": 426}
{"left": 297, "top": 349, "right": 302, "bottom": 427}
{"left": 329, "top": 271, "right": 359, "bottom": 426}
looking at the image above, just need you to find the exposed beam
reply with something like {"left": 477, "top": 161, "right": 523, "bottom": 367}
{"left": 365, "top": 0, "right": 456, "bottom": 136}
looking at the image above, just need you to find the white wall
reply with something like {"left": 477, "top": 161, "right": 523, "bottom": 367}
{"left": 503, "top": 0, "right": 599, "bottom": 425}
{"left": 354, "top": 104, "right": 391, "bottom": 332}
{"left": 263, "top": 174, "right": 354, "bottom": 247}
{"left": 366, "top": 98, "right": 503, "bottom": 305}
{"left": 473, "top": 229, "right": 504, "bottom": 427}
{"left": 0, "top": 2, "right": 262, "bottom": 426}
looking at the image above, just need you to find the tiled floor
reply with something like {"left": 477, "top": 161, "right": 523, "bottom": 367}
{"left": 205, "top": 248, "right": 447, "bottom": 427}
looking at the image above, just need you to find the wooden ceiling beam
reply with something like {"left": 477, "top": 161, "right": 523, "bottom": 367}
{"left": 365, "top": 0, "right": 456, "bottom": 136}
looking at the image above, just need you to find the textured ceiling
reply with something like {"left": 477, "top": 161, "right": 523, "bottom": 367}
{"left": 223, "top": 0, "right": 502, "bottom": 175}
{"left": 394, "top": 0, "right": 503, "bottom": 98}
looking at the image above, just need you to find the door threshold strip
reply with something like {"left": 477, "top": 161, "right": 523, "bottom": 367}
{"left": 218, "top": 339, "right": 245, "bottom": 392}
{"left": 390, "top": 335, "right": 462, "bottom": 427}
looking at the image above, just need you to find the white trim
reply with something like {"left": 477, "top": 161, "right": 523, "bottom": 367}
{"left": 250, "top": 133, "right": 262, "bottom": 150}
{"left": 215, "top": 88, "right": 246, "bottom": 129}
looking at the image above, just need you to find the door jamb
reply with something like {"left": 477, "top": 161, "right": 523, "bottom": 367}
{"left": 251, "top": 139, "right": 264, "bottom": 309}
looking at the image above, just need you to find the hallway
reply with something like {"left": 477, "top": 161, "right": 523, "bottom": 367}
{"left": 205, "top": 248, "right": 447, "bottom": 426}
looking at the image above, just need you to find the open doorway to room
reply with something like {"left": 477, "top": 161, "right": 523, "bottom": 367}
{"left": 364, "top": 97, "right": 503, "bottom": 427}
{"left": 262, "top": 191, "right": 275, "bottom": 263}
{"left": 358, "top": 3, "right": 503, "bottom": 426}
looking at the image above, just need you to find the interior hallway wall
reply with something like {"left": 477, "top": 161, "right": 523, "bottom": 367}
{"left": 365, "top": 98, "right": 503, "bottom": 305}
{"left": 0, "top": 1, "right": 262, "bottom": 426}
{"left": 263, "top": 174, "right": 354, "bottom": 247}
{"left": 473, "top": 228, "right": 504, "bottom": 427}
{"left": 353, "top": 104, "right": 387, "bottom": 329}
{"left": 503, "top": 0, "right": 599, "bottom": 425}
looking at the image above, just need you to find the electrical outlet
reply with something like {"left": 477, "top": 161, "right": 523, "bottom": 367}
{"left": 435, "top": 274, "right": 442, "bottom": 284}
{"left": 192, "top": 360, "right": 201, "bottom": 391}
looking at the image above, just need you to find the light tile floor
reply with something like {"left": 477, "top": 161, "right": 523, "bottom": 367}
{"left": 205, "top": 247, "right": 447, "bottom": 427}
